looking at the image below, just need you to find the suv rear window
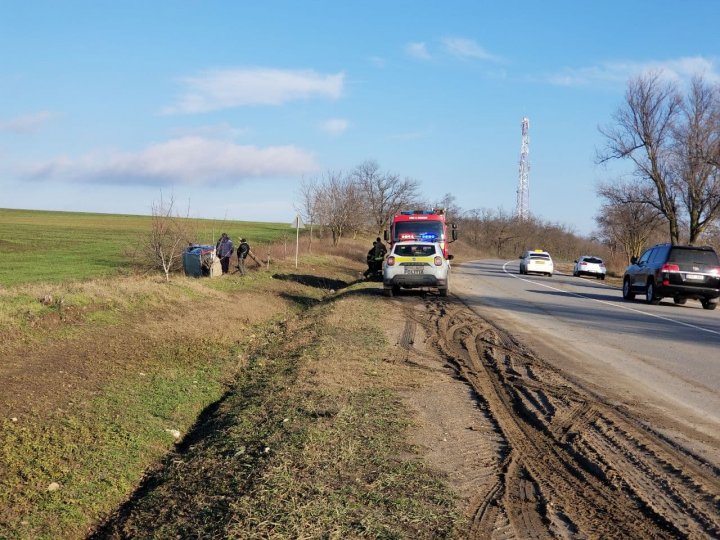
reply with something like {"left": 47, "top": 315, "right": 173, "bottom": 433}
{"left": 529, "top": 253, "right": 550, "bottom": 260}
{"left": 583, "top": 257, "right": 603, "bottom": 264}
{"left": 668, "top": 248, "right": 719, "bottom": 266}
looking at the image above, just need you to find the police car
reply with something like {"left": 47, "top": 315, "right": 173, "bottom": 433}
{"left": 383, "top": 241, "right": 451, "bottom": 297}
{"left": 519, "top": 249, "right": 554, "bottom": 277}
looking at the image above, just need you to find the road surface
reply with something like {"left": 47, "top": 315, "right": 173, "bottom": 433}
{"left": 453, "top": 259, "right": 720, "bottom": 463}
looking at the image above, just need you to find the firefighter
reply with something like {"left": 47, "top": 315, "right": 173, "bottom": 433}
{"left": 364, "top": 238, "right": 386, "bottom": 278}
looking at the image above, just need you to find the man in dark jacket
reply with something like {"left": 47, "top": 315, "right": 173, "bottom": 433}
{"left": 216, "top": 233, "right": 234, "bottom": 274}
{"left": 364, "top": 238, "right": 387, "bottom": 278}
{"left": 237, "top": 238, "right": 250, "bottom": 275}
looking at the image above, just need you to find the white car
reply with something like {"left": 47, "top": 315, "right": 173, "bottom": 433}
{"left": 519, "top": 250, "right": 554, "bottom": 276}
{"left": 573, "top": 255, "right": 606, "bottom": 280}
{"left": 383, "top": 241, "right": 450, "bottom": 297}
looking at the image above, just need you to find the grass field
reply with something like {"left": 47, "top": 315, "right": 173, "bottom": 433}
{"left": 0, "top": 208, "right": 298, "bottom": 286}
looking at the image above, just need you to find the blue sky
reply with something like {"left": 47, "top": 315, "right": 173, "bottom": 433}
{"left": 1, "top": 1, "right": 718, "bottom": 235}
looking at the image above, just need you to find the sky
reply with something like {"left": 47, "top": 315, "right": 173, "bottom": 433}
{"left": 1, "top": 1, "right": 719, "bottom": 235}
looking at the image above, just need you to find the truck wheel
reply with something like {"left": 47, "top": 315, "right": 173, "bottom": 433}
{"left": 384, "top": 287, "right": 393, "bottom": 297}
{"left": 439, "top": 287, "right": 448, "bottom": 297}
{"left": 701, "top": 299, "right": 718, "bottom": 310}
{"left": 673, "top": 296, "right": 687, "bottom": 305}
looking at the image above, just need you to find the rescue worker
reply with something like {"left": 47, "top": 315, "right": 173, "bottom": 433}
{"left": 237, "top": 238, "right": 250, "bottom": 275}
{"left": 364, "top": 238, "right": 387, "bottom": 278}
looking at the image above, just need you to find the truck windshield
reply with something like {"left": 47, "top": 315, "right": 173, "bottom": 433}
{"left": 395, "top": 221, "right": 444, "bottom": 242}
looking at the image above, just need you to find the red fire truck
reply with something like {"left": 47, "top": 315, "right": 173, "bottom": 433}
{"left": 384, "top": 209, "right": 457, "bottom": 259}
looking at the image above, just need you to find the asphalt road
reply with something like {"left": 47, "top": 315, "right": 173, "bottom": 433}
{"left": 452, "top": 259, "right": 720, "bottom": 463}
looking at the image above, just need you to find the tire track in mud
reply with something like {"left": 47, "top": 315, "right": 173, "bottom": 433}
{"left": 417, "top": 299, "right": 720, "bottom": 539}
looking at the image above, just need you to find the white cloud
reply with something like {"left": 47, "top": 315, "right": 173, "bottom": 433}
{"left": 545, "top": 56, "right": 720, "bottom": 87}
{"left": 164, "top": 68, "right": 345, "bottom": 114}
{"left": 369, "top": 56, "right": 387, "bottom": 68}
{"left": 441, "top": 37, "right": 501, "bottom": 62}
{"left": 405, "top": 42, "right": 431, "bottom": 61}
{"left": 0, "top": 111, "right": 57, "bottom": 133}
{"left": 321, "top": 118, "right": 349, "bottom": 135}
{"left": 171, "top": 123, "right": 249, "bottom": 139}
{"left": 23, "top": 137, "right": 319, "bottom": 185}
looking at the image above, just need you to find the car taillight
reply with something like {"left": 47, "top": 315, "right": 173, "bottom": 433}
{"left": 661, "top": 263, "right": 679, "bottom": 272}
{"left": 709, "top": 267, "right": 720, "bottom": 276}
{"left": 434, "top": 256, "right": 443, "bottom": 266}
{"left": 580, "top": 262, "right": 587, "bottom": 266}
{"left": 387, "top": 256, "right": 395, "bottom": 266}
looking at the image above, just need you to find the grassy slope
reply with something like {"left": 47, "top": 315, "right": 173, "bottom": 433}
{"left": 0, "top": 208, "right": 295, "bottom": 286}
{"left": 0, "top": 250, "right": 461, "bottom": 538}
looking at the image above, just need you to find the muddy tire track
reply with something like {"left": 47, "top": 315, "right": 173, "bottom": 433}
{"left": 416, "top": 299, "right": 720, "bottom": 539}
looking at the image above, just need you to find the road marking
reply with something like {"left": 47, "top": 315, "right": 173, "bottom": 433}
{"left": 502, "top": 261, "right": 720, "bottom": 337}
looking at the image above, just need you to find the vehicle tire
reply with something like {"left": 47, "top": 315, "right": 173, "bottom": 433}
{"left": 600, "top": 274, "right": 605, "bottom": 280}
{"left": 673, "top": 296, "right": 687, "bottom": 305}
{"left": 645, "top": 281, "right": 661, "bottom": 305}
{"left": 573, "top": 271, "right": 578, "bottom": 277}
{"left": 439, "top": 286, "right": 448, "bottom": 297}
{"left": 384, "top": 288, "right": 393, "bottom": 297}
{"left": 548, "top": 273, "right": 553, "bottom": 277}
{"left": 392, "top": 285, "right": 401, "bottom": 296}
{"left": 622, "top": 278, "right": 635, "bottom": 300}
{"left": 701, "top": 299, "right": 718, "bottom": 310}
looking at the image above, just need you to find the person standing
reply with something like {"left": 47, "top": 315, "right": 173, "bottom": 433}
{"left": 237, "top": 238, "right": 250, "bottom": 275}
{"left": 216, "top": 233, "right": 234, "bottom": 274}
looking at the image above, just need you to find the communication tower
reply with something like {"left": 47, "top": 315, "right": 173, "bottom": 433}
{"left": 516, "top": 117, "right": 530, "bottom": 220}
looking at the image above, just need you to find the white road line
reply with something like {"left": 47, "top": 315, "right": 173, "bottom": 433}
{"left": 501, "top": 261, "right": 720, "bottom": 337}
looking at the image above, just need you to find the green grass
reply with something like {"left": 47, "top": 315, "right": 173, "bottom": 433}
{"left": 0, "top": 208, "right": 297, "bottom": 286}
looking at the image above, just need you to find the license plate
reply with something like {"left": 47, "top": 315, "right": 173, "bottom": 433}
{"left": 685, "top": 273, "right": 703, "bottom": 280}
{"left": 404, "top": 267, "right": 424, "bottom": 275}
{"left": 534, "top": 261, "right": 545, "bottom": 264}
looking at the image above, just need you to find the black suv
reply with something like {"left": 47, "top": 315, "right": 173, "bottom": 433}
{"left": 622, "top": 244, "right": 720, "bottom": 310}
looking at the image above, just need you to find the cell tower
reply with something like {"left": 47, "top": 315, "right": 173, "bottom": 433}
{"left": 516, "top": 117, "right": 530, "bottom": 220}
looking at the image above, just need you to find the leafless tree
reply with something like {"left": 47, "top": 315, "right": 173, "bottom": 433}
{"left": 315, "top": 171, "right": 361, "bottom": 245}
{"left": 295, "top": 176, "right": 320, "bottom": 248}
{"left": 672, "top": 76, "right": 720, "bottom": 243}
{"left": 596, "top": 181, "right": 664, "bottom": 262}
{"left": 598, "top": 72, "right": 720, "bottom": 244}
{"left": 142, "top": 193, "right": 194, "bottom": 282}
{"left": 598, "top": 72, "right": 683, "bottom": 243}
{"left": 352, "top": 160, "right": 421, "bottom": 235}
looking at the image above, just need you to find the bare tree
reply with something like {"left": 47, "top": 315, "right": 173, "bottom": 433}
{"left": 353, "top": 160, "right": 421, "bottom": 235}
{"left": 596, "top": 181, "right": 664, "bottom": 262}
{"left": 295, "top": 176, "right": 320, "bottom": 248}
{"left": 315, "top": 171, "right": 361, "bottom": 245}
{"left": 598, "top": 72, "right": 683, "bottom": 243}
{"left": 142, "top": 193, "right": 194, "bottom": 282}
{"left": 599, "top": 72, "right": 720, "bottom": 245}
{"left": 672, "top": 76, "right": 720, "bottom": 243}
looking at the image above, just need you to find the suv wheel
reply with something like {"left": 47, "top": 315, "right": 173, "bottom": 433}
{"left": 622, "top": 278, "right": 635, "bottom": 300}
{"left": 673, "top": 296, "right": 687, "bottom": 305}
{"left": 646, "top": 281, "right": 661, "bottom": 305}
{"left": 701, "top": 299, "right": 718, "bottom": 310}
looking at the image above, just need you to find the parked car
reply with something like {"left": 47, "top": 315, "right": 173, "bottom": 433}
{"left": 519, "top": 250, "right": 553, "bottom": 277}
{"left": 573, "top": 256, "right": 606, "bottom": 280}
{"left": 383, "top": 241, "right": 451, "bottom": 297}
{"left": 622, "top": 244, "right": 720, "bottom": 310}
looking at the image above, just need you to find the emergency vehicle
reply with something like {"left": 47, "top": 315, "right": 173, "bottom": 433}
{"left": 384, "top": 209, "right": 457, "bottom": 259}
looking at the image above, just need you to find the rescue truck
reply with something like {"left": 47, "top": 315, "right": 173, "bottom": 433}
{"left": 384, "top": 209, "right": 457, "bottom": 259}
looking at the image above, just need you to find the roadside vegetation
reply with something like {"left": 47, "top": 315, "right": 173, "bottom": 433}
{"left": 0, "top": 221, "right": 461, "bottom": 538}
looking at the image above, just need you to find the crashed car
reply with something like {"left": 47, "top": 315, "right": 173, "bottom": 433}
{"left": 383, "top": 241, "right": 451, "bottom": 297}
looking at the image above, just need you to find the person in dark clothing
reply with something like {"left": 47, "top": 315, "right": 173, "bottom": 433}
{"left": 237, "top": 238, "right": 250, "bottom": 275}
{"left": 216, "top": 233, "right": 234, "bottom": 274}
{"left": 364, "top": 238, "right": 387, "bottom": 278}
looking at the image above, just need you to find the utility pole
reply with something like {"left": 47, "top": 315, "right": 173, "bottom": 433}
{"left": 516, "top": 117, "right": 530, "bottom": 220}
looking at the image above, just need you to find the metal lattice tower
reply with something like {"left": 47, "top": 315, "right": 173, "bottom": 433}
{"left": 516, "top": 117, "right": 530, "bottom": 220}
